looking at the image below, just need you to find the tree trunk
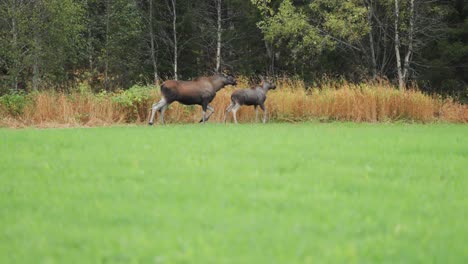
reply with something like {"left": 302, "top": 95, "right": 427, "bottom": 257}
{"left": 104, "top": 0, "right": 110, "bottom": 89}
{"left": 32, "top": 52, "right": 39, "bottom": 91}
{"left": 394, "top": 0, "right": 404, "bottom": 89}
{"left": 381, "top": 22, "right": 389, "bottom": 77}
{"left": 402, "top": 0, "right": 414, "bottom": 83}
{"left": 88, "top": 26, "right": 93, "bottom": 72}
{"left": 11, "top": 0, "right": 18, "bottom": 91}
{"left": 367, "top": 0, "right": 377, "bottom": 80}
{"left": 215, "top": 0, "right": 222, "bottom": 73}
{"left": 86, "top": 0, "right": 93, "bottom": 72}
{"left": 262, "top": 0, "right": 274, "bottom": 75}
{"left": 32, "top": 1, "right": 40, "bottom": 91}
{"left": 171, "top": 0, "right": 178, "bottom": 80}
{"left": 149, "top": 0, "right": 159, "bottom": 85}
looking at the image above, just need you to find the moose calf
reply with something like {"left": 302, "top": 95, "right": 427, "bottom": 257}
{"left": 223, "top": 80, "right": 276, "bottom": 124}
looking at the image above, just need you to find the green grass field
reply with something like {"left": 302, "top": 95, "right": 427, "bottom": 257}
{"left": 1, "top": 123, "right": 467, "bottom": 263}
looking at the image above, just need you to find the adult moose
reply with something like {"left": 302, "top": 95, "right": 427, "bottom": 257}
{"left": 223, "top": 80, "right": 276, "bottom": 124}
{"left": 148, "top": 74, "right": 237, "bottom": 125}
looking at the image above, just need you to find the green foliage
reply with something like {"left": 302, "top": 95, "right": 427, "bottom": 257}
{"left": 0, "top": 91, "right": 28, "bottom": 116}
{"left": 418, "top": 1, "right": 468, "bottom": 100}
{"left": 309, "top": 0, "right": 369, "bottom": 42}
{"left": 102, "top": 0, "right": 144, "bottom": 87}
{"left": 111, "top": 85, "right": 154, "bottom": 107}
{"left": 0, "top": 0, "right": 466, "bottom": 96}
{"left": 111, "top": 85, "right": 156, "bottom": 121}
{"left": 258, "top": 0, "right": 329, "bottom": 57}
{"left": 1, "top": 124, "right": 467, "bottom": 262}
{"left": 256, "top": 0, "right": 368, "bottom": 55}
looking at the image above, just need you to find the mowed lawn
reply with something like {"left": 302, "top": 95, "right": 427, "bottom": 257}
{"left": 1, "top": 123, "right": 467, "bottom": 263}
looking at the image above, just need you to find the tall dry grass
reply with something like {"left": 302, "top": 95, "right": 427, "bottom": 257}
{"left": 1, "top": 77, "right": 466, "bottom": 128}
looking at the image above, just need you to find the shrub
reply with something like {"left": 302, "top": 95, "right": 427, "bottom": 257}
{"left": 0, "top": 91, "right": 29, "bottom": 117}
{"left": 111, "top": 85, "right": 157, "bottom": 122}
{"left": 0, "top": 80, "right": 466, "bottom": 127}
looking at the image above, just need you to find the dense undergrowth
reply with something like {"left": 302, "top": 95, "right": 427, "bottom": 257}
{"left": 0, "top": 78, "right": 466, "bottom": 127}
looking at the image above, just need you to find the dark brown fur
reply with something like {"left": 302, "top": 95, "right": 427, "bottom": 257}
{"left": 149, "top": 74, "right": 237, "bottom": 125}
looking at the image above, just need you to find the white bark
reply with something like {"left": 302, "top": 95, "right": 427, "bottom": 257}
{"left": 367, "top": 0, "right": 377, "bottom": 80}
{"left": 149, "top": 0, "right": 159, "bottom": 84}
{"left": 32, "top": 0, "right": 40, "bottom": 91}
{"left": 88, "top": 24, "right": 93, "bottom": 71}
{"left": 32, "top": 49, "right": 39, "bottom": 91}
{"left": 11, "top": 0, "right": 18, "bottom": 90}
{"left": 402, "top": 0, "right": 414, "bottom": 82}
{"left": 215, "top": 0, "right": 222, "bottom": 73}
{"left": 171, "top": 0, "right": 178, "bottom": 80}
{"left": 85, "top": 0, "right": 93, "bottom": 72}
{"left": 262, "top": 0, "right": 274, "bottom": 75}
{"left": 394, "top": 0, "right": 404, "bottom": 89}
{"left": 104, "top": 0, "right": 110, "bottom": 89}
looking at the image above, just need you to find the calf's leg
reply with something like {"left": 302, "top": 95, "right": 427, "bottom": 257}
{"left": 260, "top": 104, "right": 267, "bottom": 123}
{"left": 255, "top": 105, "right": 259, "bottom": 122}
{"left": 231, "top": 103, "right": 241, "bottom": 124}
{"left": 223, "top": 103, "right": 234, "bottom": 123}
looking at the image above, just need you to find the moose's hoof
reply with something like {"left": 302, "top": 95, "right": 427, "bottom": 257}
{"left": 148, "top": 122, "right": 153, "bottom": 126}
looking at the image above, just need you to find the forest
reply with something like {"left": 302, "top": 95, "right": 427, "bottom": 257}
{"left": 0, "top": 0, "right": 467, "bottom": 99}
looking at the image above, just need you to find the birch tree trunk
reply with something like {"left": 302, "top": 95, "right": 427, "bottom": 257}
{"left": 171, "top": 0, "right": 178, "bottom": 80}
{"left": 394, "top": 0, "right": 404, "bottom": 89}
{"left": 149, "top": 0, "right": 159, "bottom": 85}
{"left": 11, "top": 0, "right": 18, "bottom": 90}
{"left": 86, "top": 0, "right": 93, "bottom": 72}
{"left": 88, "top": 24, "right": 93, "bottom": 72}
{"left": 215, "top": 0, "right": 222, "bottom": 73}
{"left": 32, "top": 1, "right": 40, "bottom": 91}
{"left": 367, "top": 0, "right": 377, "bottom": 80}
{"left": 402, "top": 0, "right": 414, "bottom": 83}
{"left": 104, "top": 0, "right": 110, "bottom": 89}
{"left": 262, "top": 0, "right": 274, "bottom": 75}
{"left": 32, "top": 49, "right": 39, "bottom": 91}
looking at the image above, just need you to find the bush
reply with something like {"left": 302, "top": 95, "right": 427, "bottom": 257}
{"left": 0, "top": 91, "right": 29, "bottom": 117}
{"left": 111, "top": 85, "right": 157, "bottom": 121}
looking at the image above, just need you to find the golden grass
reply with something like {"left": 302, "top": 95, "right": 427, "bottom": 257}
{"left": 1, "top": 77, "right": 466, "bottom": 128}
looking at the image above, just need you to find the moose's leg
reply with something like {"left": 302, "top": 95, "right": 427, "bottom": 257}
{"left": 148, "top": 98, "right": 167, "bottom": 125}
{"left": 231, "top": 103, "right": 241, "bottom": 124}
{"left": 159, "top": 104, "right": 168, "bottom": 125}
{"left": 223, "top": 103, "right": 234, "bottom": 123}
{"left": 260, "top": 104, "right": 267, "bottom": 123}
{"left": 200, "top": 103, "right": 208, "bottom": 124}
{"left": 199, "top": 105, "right": 215, "bottom": 123}
{"left": 205, "top": 105, "right": 215, "bottom": 121}
{"left": 254, "top": 105, "right": 259, "bottom": 122}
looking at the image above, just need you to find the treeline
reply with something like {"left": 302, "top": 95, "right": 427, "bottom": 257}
{"left": 0, "top": 0, "right": 466, "bottom": 98}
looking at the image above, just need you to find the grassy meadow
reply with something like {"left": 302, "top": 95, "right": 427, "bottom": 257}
{"left": 1, "top": 123, "right": 467, "bottom": 263}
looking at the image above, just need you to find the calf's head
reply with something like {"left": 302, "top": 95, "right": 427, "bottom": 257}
{"left": 262, "top": 81, "right": 277, "bottom": 91}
